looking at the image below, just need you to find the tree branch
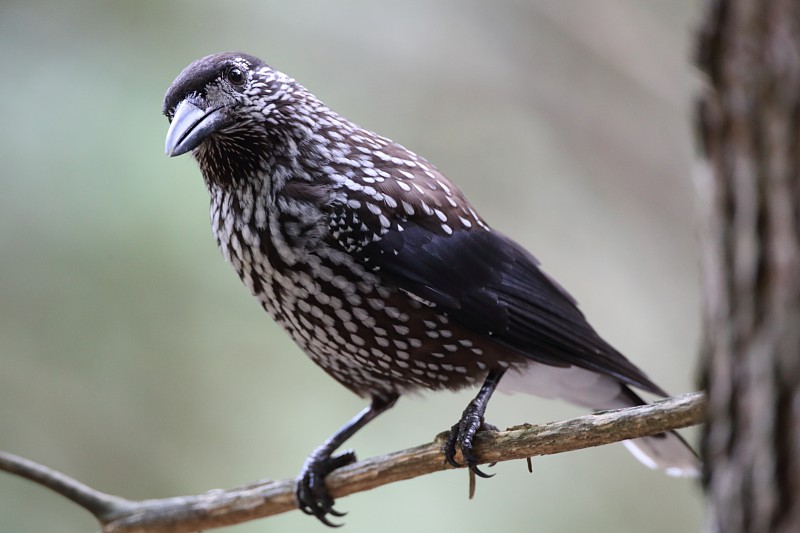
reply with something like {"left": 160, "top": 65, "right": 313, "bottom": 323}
{"left": 1, "top": 392, "right": 705, "bottom": 533}
{"left": 0, "top": 451, "right": 134, "bottom": 518}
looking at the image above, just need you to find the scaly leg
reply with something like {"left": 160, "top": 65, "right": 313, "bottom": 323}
{"left": 444, "top": 368, "right": 506, "bottom": 477}
{"left": 296, "top": 394, "right": 399, "bottom": 526}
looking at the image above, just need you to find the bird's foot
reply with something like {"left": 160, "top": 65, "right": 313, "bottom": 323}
{"left": 295, "top": 449, "right": 357, "bottom": 527}
{"left": 443, "top": 407, "right": 498, "bottom": 478}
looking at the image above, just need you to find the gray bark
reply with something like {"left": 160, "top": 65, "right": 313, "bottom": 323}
{"left": 697, "top": 1, "right": 800, "bottom": 531}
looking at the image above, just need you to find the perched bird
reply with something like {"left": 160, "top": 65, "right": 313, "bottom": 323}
{"left": 163, "top": 52, "right": 699, "bottom": 525}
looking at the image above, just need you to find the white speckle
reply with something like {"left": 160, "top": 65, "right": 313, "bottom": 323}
{"left": 458, "top": 339, "right": 473, "bottom": 347}
{"left": 443, "top": 344, "right": 457, "bottom": 352}
{"left": 440, "top": 330, "right": 453, "bottom": 338}
{"left": 408, "top": 338, "right": 423, "bottom": 348}
{"left": 431, "top": 352, "right": 445, "bottom": 359}
{"left": 397, "top": 350, "right": 410, "bottom": 360}
{"left": 393, "top": 324, "right": 410, "bottom": 335}
{"left": 367, "top": 298, "right": 385, "bottom": 311}
{"left": 350, "top": 334, "right": 365, "bottom": 346}
{"left": 344, "top": 180, "right": 363, "bottom": 191}
{"left": 459, "top": 216, "right": 472, "bottom": 228}
{"left": 315, "top": 264, "right": 334, "bottom": 282}
{"left": 441, "top": 224, "right": 453, "bottom": 235}
{"left": 434, "top": 209, "right": 447, "bottom": 222}
{"left": 471, "top": 347, "right": 484, "bottom": 355}
{"left": 398, "top": 170, "right": 414, "bottom": 179}
{"left": 331, "top": 276, "right": 353, "bottom": 292}
{"left": 397, "top": 181, "right": 412, "bottom": 192}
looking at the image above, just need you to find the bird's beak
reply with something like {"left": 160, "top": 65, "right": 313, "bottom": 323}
{"left": 164, "top": 100, "right": 227, "bottom": 157}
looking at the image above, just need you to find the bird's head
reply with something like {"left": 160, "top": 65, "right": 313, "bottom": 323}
{"left": 163, "top": 52, "right": 270, "bottom": 157}
{"left": 163, "top": 52, "right": 325, "bottom": 189}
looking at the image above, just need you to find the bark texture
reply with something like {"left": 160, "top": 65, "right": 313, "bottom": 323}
{"left": 697, "top": 1, "right": 800, "bottom": 531}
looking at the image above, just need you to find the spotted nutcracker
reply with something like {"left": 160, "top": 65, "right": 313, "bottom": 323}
{"left": 162, "top": 52, "right": 699, "bottom": 526}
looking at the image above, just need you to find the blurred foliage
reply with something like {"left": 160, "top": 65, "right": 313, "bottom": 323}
{"left": 0, "top": 1, "right": 703, "bottom": 531}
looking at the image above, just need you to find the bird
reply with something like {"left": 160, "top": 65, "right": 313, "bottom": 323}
{"left": 162, "top": 52, "right": 699, "bottom": 526}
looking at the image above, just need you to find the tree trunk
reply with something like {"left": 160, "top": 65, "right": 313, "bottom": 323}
{"left": 697, "top": 1, "right": 800, "bottom": 531}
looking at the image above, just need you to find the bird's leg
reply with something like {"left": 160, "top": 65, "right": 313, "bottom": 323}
{"left": 444, "top": 368, "right": 506, "bottom": 478}
{"left": 296, "top": 394, "right": 398, "bottom": 527}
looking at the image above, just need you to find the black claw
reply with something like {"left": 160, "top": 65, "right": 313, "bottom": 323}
{"left": 462, "top": 444, "right": 496, "bottom": 479}
{"left": 295, "top": 451, "right": 357, "bottom": 527}
{"left": 468, "top": 463, "right": 495, "bottom": 479}
{"left": 327, "top": 507, "right": 347, "bottom": 518}
{"left": 443, "top": 369, "right": 506, "bottom": 495}
{"left": 316, "top": 512, "right": 342, "bottom": 529}
{"left": 329, "top": 450, "right": 358, "bottom": 470}
{"left": 443, "top": 415, "right": 500, "bottom": 476}
{"left": 443, "top": 422, "right": 464, "bottom": 468}
{"left": 481, "top": 422, "right": 500, "bottom": 433}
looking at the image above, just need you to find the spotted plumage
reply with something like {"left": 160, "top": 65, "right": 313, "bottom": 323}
{"left": 163, "top": 52, "right": 699, "bottom": 526}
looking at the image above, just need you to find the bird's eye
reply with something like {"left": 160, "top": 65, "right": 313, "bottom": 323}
{"left": 226, "top": 66, "right": 246, "bottom": 86}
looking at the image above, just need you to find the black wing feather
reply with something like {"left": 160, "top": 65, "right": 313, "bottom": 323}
{"left": 353, "top": 218, "right": 665, "bottom": 395}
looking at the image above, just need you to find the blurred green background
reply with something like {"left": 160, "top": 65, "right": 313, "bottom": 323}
{"left": 0, "top": 1, "right": 704, "bottom": 531}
